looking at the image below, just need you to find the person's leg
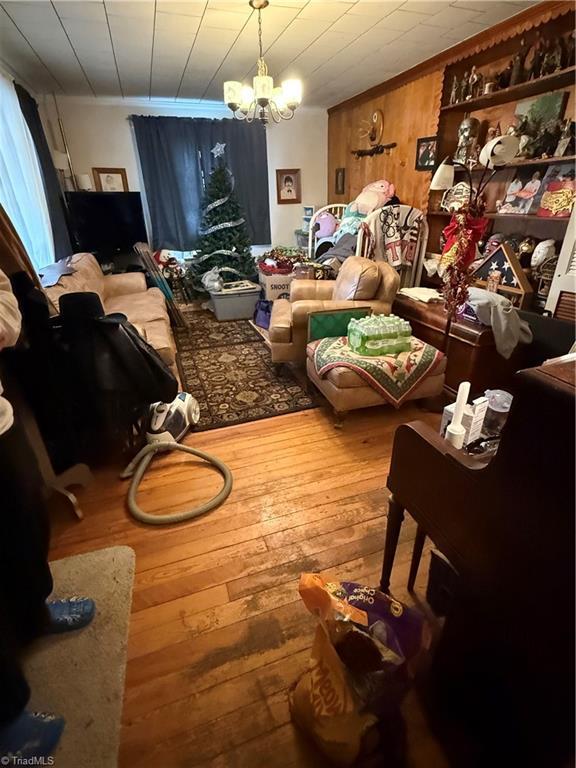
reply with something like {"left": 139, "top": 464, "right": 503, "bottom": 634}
{"left": 0, "top": 418, "right": 52, "bottom": 647}
{"left": 0, "top": 418, "right": 65, "bottom": 758}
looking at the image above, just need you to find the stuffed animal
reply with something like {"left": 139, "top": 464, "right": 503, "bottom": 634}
{"left": 349, "top": 179, "right": 396, "bottom": 215}
{"left": 314, "top": 211, "right": 338, "bottom": 238}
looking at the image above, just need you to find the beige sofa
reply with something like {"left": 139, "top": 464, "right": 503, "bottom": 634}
{"left": 45, "top": 253, "right": 177, "bottom": 372}
{"left": 269, "top": 256, "right": 400, "bottom": 363}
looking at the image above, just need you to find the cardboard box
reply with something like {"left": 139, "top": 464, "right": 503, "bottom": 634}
{"left": 258, "top": 271, "right": 294, "bottom": 301}
{"left": 440, "top": 396, "right": 488, "bottom": 446}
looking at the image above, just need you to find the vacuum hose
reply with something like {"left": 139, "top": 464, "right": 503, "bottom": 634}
{"left": 121, "top": 442, "right": 233, "bottom": 525}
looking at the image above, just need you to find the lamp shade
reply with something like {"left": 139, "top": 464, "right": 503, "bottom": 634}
{"left": 479, "top": 135, "right": 520, "bottom": 168}
{"left": 430, "top": 157, "right": 455, "bottom": 190}
{"left": 281, "top": 79, "right": 302, "bottom": 108}
{"left": 76, "top": 174, "right": 92, "bottom": 191}
{"left": 52, "top": 150, "right": 69, "bottom": 171}
{"left": 240, "top": 85, "right": 254, "bottom": 112}
{"left": 253, "top": 74, "right": 273, "bottom": 102}
{"left": 224, "top": 80, "right": 242, "bottom": 108}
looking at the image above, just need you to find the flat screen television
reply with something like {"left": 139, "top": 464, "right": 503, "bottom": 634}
{"left": 65, "top": 191, "right": 147, "bottom": 256}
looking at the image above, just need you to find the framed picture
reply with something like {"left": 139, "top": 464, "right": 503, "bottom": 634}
{"left": 276, "top": 169, "right": 301, "bottom": 204}
{"left": 534, "top": 163, "right": 576, "bottom": 218}
{"left": 497, "top": 165, "right": 547, "bottom": 215}
{"left": 335, "top": 167, "right": 346, "bottom": 195}
{"left": 415, "top": 136, "right": 437, "bottom": 171}
{"left": 92, "top": 167, "right": 129, "bottom": 192}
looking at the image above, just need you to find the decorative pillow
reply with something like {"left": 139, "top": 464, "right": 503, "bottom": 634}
{"left": 332, "top": 256, "right": 380, "bottom": 301}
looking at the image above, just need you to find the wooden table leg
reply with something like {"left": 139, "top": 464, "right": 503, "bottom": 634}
{"left": 408, "top": 525, "right": 426, "bottom": 592}
{"left": 379, "top": 494, "right": 405, "bottom": 594}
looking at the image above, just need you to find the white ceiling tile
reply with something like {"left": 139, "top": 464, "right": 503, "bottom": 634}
{"left": 298, "top": 2, "right": 353, "bottom": 22}
{"left": 440, "top": 20, "right": 486, "bottom": 40}
{"left": 347, "top": 2, "right": 403, "bottom": 18}
{"left": 377, "top": 8, "right": 433, "bottom": 31}
{"left": 203, "top": 8, "right": 250, "bottom": 30}
{"left": 0, "top": 0, "right": 539, "bottom": 104}
{"left": 402, "top": 1, "right": 451, "bottom": 13}
{"left": 329, "top": 13, "right": 378, "bottom": 35}
{"left": 158, "top": 1, "right": 206, "bottom": 15}
{"left": 424, "top": 6, "right": 482, "bottom": 27}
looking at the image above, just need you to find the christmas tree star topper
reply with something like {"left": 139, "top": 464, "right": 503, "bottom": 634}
{"left": 211, "top": 142, "right": 226, "bottom": 158}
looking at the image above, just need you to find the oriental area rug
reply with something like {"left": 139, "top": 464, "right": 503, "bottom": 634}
{"left": 174, "top": 307, "right": 315, "bottom": 431}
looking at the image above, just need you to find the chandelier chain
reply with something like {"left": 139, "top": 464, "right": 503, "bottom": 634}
{"left": 258, "top": 9, "right": 263, "bottom": 60}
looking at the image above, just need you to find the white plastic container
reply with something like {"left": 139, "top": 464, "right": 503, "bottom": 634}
{"left": 208, "top": 282, "right": 261, "bottom": 321}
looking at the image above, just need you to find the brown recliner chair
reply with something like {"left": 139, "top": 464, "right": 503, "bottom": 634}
{"left": 269, "top": 256, "right": 400, "bottom": 363}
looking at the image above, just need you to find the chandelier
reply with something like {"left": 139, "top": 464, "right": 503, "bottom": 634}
{"left": 223, "top": 0, "right": 302, "bottom": 124}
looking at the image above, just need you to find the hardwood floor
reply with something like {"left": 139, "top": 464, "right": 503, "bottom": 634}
{"left": 49, "top": 405, "right": 450, "bottom": 768}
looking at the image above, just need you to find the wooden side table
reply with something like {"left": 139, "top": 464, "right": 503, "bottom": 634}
{"left": 392, "top": 294, "right": 528, "bottom": 396}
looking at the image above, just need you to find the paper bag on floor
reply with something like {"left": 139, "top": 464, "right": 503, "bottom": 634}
{"left": 290, "top": 573, "right": 427, "bottom": 766}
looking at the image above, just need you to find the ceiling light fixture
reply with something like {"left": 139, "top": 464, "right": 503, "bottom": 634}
{"left": 223, "top": 0, "right": 302, "bottom": 125}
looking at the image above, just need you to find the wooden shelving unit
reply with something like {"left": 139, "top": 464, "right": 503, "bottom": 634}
{"left": 440, "top": 66, "right": 576, "bottom": 113}
{"left": 428, "top": 210, "right": 571, "bottom": 227}
{"left": 454, "top": 155, "right": 576, "bottom": 173}
{"left": 425, "top": 11, "right": 575, "bottom": 313}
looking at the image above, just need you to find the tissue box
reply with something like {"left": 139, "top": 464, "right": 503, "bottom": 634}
{"left": 440, "top": 396, "right": 488, "bottom": 446}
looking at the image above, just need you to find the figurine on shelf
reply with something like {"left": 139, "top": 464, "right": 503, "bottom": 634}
{"left": 460, "top": 71, "right": 469, "bottom": 102}
{"left": 564, "top": 31, "right": 575, "bottom": 68}
{"left": 541, "top": 38, "right": 563, "bottom": 76}
{"left": 525, "top": 32, "right": 544, "bottom": 81}
{"left": 483, "top": 78, "right": 497, "bottom": 95}
{"left": 484, "top": 123, "right": 502, "bottom": 147}
{"left": 510, "top": 38, "right": 528, "bottom": 86}
{"left": 454, "top": 116, "right": 480, "bottom": 164}
{"left": 467, "top": 66, "right": 481, "bottom": 100}
{"left": 449, "top": 75, "right": 459, "bottom": 105}
{"left": 498, "top": 61, "right": 513, "bottom": 89}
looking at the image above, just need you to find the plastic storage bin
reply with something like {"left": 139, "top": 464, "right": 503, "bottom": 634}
{"left": 208, "top": 282, "right": 261, "bottom": 321}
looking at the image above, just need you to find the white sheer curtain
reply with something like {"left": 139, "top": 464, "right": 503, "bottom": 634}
{"left": 0, "top": 72, "right": 54, "bottom": 271}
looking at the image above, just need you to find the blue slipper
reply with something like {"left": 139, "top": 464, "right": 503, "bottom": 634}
{"left": 46, "top": 597, "right": 96, "bottom": 634}
{"left": 0, "top": 710, "right": 64, "bottom": 760}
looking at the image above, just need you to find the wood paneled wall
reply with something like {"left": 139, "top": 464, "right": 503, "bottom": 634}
{"left": 327, "top": 1, "right": 571, "bottom": 211}
{"left": 328, "top": 72, "right": 443, "bottom": 211}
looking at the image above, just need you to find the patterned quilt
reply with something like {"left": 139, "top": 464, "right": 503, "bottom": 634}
{"left": 313, "top": 336, "right": 444, "bottom": 408}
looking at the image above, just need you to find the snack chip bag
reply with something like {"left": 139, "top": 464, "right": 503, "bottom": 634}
{"left": 290, "top": 574, "right": 428, "bottom": 766}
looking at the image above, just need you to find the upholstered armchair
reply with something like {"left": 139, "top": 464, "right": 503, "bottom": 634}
{"left": 269, "top": 256, "right": 400, "bottom": 363}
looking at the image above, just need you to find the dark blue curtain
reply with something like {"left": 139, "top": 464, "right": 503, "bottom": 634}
{"left": 130, "top": 115, "right": 270, "bottom": 250}
{"left": 14, "top": 83, "right": 72, "bottom": 262}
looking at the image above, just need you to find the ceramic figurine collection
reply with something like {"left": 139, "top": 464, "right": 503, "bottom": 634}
{"left": 449, "top": 30, "right": 575, "bottom": 107}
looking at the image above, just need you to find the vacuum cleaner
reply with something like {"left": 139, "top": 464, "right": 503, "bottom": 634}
{"left": 121, "top": 392, "right": 233, "bottom": 525}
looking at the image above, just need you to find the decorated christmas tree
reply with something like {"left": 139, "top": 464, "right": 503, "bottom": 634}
{"left": 185, "top": 143, "right": 255, "bottom": 295}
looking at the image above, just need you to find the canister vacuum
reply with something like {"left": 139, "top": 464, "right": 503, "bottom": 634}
{"left": 121, "top": 393, "right": 233, "bottom": 525}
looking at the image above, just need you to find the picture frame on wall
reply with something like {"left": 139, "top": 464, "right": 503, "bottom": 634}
{"left": 92, "top": 167, "right": 129, "bottom": 192}
{"left": 415, "top": 136, "right": 437, "bottom": 171}
{"left": 276, "top": 168, "right": 301, "bottom": 204}
{"left": 335, "top": 167, "right": 346, "bottom": 195}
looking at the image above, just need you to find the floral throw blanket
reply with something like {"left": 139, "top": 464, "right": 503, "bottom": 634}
{"left": 313, "top": 336, "right": 444, "bottom": 408}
